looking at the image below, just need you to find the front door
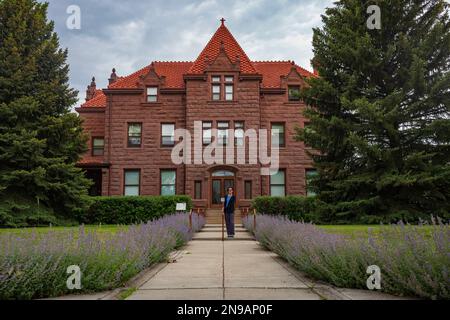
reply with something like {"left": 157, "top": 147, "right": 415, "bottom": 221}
{"left": 211, "top": 178, "right": 235, "bottom": 208}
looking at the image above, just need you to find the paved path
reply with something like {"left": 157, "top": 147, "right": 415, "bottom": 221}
{"left": 126, "top": 225, "right": 406, "bottom": 300}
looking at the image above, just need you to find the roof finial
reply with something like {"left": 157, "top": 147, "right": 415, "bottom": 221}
{"left": 220, "top": 17, "right": 225, "bottom": 26}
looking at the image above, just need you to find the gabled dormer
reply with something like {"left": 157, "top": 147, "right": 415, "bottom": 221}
{"left": 137, "top": 62, "right": 166, "bottom": 103}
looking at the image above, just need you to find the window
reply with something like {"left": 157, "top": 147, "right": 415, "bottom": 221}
{"left": 270, "top": 170, "right": 286, "bottom": 196}
{"left": 234, "top": 121, "right": 244, "bottom": 146}
{"left": 161, "top": 170, "right": 176, "bottom": 195}
{"left": 124, "top": 170, "right": 140, "bottom": 196}
{"left": 225, "top": 76, "right": 234, "bottom": 101}
{"left": 271, "top": 123, "right": 285, "bottom": 147}
{"left": 245, "top": 180, "right": 252, "bottom": 199}
{"left": 217, "top": 121, "right": 229, "bottom": 145}
{"left": 92, "top": 137, "right": 104, "bottom": 156}
{"left": 202, "top": 121, "right": 212, "bottom": 145}
{"left": 306, "top": 169, "right": 318, "bottom": 197}
{"left": 128, "top": 123, "right": 142, "bottom": 147}
{"left": 304, "top": 122, "right": 312, "bottom": 148}
{"left": 146, "top": 87, "right": 158, "bottom": 102}
{"left": 212, "top": 76, "right": 221, "bottom": 100}
{"left": 288, "top": 85, "right": 300, "bottom": 101}
{"left": 161, "top": 123, "right": 175, "bottom": 146}
{"left": 194, "top": 181, "right": 202, "bottom": 199}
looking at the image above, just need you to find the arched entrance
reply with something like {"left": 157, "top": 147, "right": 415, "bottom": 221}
{"left": 210, "top": 169, "right": 236, "bottom": 208}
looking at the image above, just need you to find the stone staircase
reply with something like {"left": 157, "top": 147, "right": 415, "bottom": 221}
{"left": 204, "top": 208, "right": 243, "bottom": 224}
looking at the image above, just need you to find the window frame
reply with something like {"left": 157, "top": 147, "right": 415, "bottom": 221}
{"left": 123, "top": 169, "right": 140, "bottom": 196}
{"left": 244, "top": 180, "right": 252, "bottom": 199}
{"left": 127, "top": 122, "right": 142, "bottom": 148}
{"left": 160, "top": 169, "right": 177, "bottom": 196}
{"left": 234, "top": 121, "right": 245, "bottom": 146}
{"left": 194, "top": 180, "right": 202, "bottom": 200}
{"left": 271, "top": 122, "right": 286, "bottom": 148}
{"left": 217, "top": 121, "right": 230, "bottom": 146}
{"left": 202, "top": 121, "right": 212, "bottom": 145}
{"left": 146, "top": 86, "right": 158, "bottom": 103}
{"left": 305, "top": 168, "right": 318, "bottom": 197}
{"left": 270, "top": 169, "right": 286, "bottom": 197}
{"left": 288, "top": 85, "right": 301, "bottom": 101}
{"left": 91, "top": 137, "right": 105, "bottom": 156}
{"left": 161, "top": 123, "right": 176, "bottom": 147}
{"left": 211, "top": 75, "right": 221, "bottom": 101}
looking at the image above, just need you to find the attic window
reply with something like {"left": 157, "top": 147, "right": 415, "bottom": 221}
{"left": 288, "top": 86, "right": 300, "bottom": 101}
{"left": 146, "top": 87, "right": 158, "bottom": 102}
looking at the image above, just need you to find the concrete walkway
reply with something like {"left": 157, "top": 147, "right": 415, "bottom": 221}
{"left": 126, "top": 225, "right": 407, "bottom": 300}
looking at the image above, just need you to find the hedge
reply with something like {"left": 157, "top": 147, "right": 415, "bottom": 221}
{"left": 74, "top": 195, "right": 192, "bottom": 224}
{"left": 251, "top": 196, "right": 325, "bottom": 222}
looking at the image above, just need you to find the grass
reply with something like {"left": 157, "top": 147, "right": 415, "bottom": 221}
{"left": 0, "top": 224, "right": 128, "bottom": 235}
{"left": 318, "top": 224, "right": 436, "bottom": 238}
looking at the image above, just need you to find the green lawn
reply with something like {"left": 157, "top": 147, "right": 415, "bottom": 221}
{"left": 318, "top": 224, "right": 436, "bottom": 238}
{"left": 0, "top": 224, "right": 127, "bottom": 235}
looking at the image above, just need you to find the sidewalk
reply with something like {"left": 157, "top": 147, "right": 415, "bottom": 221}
{"left": 126, "top": 225, "right": 408, "bottom": 300}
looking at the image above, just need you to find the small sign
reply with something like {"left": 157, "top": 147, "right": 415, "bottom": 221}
{"left": 220, "top": 197, "right": 225, "bottom": 203}
{"left": 176, "top": 203, "right": 187, "bottom": 211}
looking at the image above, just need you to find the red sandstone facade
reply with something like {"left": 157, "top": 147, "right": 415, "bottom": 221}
{"left": 76, "top": 20, "right": 315, "bottom": 209}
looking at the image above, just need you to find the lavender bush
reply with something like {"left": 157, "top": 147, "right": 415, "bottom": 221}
{"left": 0, "top": 213, "right": 205, "bottom": 299}
{"left": 243, "top": 215, "right": 449, "bottom": 299}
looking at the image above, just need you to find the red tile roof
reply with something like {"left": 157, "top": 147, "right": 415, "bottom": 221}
{"left": 188, "top": 23, "right": 257, "bottom": 74}
{"left": 108, "top": 61, "right": 193, "bottom": 89}
{"left": 253, "top": 61, "right": 316, "bottom": 88}
{"left": 79, "top": 23, "right": 316, "bottom": 109}
{"left": 82, "top": 89, "right": 107, "bottom": 107}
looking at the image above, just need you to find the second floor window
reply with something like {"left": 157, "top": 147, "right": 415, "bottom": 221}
{"left": 234, "top": 121, "right": 244, "bottom": 146}
{"left": 271, "top": 123, "right": 285, "bottom": 147}
{"left": 92, "top": 137, "right": 104, "bottom": 156}
{"left": 217, "top": 121, "right": 229, "bottom": 145}
{"left": 128, "top": 123, "right": 142, "bottom": 147}
{"left": 203, "top": 121, "right": 212, "bottom": 145}
{"left": 161, "top": 123, "right": 175, "bottom": 146}
{"left": 147, "top": 87, "right": 158, "bottom": 102}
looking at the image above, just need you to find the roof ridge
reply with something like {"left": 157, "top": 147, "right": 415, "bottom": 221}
{"left": 253, "top": 60, "right": 293, "bottom": 63}
{"left": 154, "top": 60, "right": 193, "bottom": 64}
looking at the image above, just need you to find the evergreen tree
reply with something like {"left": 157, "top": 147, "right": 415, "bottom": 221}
{"left": 0, "top": 0, "right": 91, "bottom": 226}
{"left": 297, "top": 0, "right": 450, "bottom": 223}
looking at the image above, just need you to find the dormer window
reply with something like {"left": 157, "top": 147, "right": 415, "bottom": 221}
{"left": 212, "top": 76, "right": 221, "bottom": 101}
{"left": 288, "top": 85, "right": 300, "bottom": 101}
{"left": 146, "top": 87, "right": 158, "bottom": 102}
{"left": 225, "top": 76, "right": 234, "bottom": 101}
{"left": 211, "top": 75, "right": 234, "bottom": 101}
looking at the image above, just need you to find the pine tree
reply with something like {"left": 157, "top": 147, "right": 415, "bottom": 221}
{"left": 0, "top": 0, "right": 91, "bottom": 226}
{"left": 297, "top": 0, "right": 450, "bottom": 223}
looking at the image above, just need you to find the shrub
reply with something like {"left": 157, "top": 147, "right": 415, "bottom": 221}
{"left": 243, "top": 214, "right": 450, "bottom": 299}
{"left": 252, "top": 196, "right": 325, "bottom": 222}
{"left": 74, "top": 195, "right": 192, "bottom": 224}
{"left": 0, "top": 213, "right": 205, "bottom": 299}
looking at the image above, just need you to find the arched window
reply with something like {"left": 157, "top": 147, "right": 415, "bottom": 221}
{"left": 212, "top": 170, "right": 234, "bottom": 177}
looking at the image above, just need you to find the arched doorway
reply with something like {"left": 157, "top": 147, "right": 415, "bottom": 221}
{"left": 210, "top": 169, "right": 235, "bottom": 208}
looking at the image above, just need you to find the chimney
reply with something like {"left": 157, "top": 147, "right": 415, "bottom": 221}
{"left": 108, "top": 68, "right": 118, "bottom": 85}
{"left": 85, "top": 76, "right": 96, "bottom": 101}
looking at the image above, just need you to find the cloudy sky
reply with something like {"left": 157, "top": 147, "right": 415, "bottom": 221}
{"left": 43, "top": 0, "right": 334, "bottom": 107}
